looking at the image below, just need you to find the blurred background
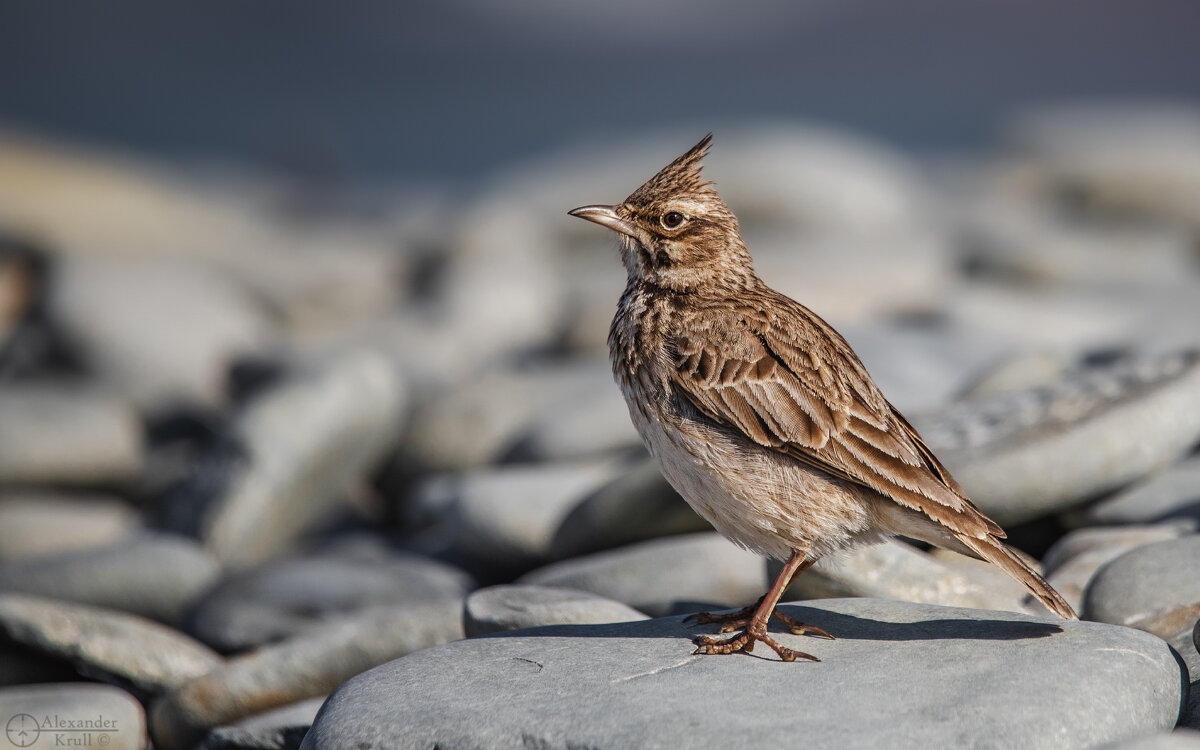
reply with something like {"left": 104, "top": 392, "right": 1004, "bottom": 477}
{"left": 3, "top": 2, "right": 1200, "bottom": 745}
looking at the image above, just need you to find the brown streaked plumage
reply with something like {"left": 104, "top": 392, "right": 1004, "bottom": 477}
{"left": 569, "top": 134, "right": 1077, "bottom": 662}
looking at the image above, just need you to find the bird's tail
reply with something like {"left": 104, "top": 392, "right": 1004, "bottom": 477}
{"left": 958, "top": 534, "right": 1078, "bottom": 620}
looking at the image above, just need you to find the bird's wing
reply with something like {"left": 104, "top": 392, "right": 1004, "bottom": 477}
{"left": 671, "top": 301, "right": 1002, "bottom": 540}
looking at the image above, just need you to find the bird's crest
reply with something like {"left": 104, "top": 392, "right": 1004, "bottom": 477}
{"left": 627, "top": 134, "right": 714, "bottom": 205}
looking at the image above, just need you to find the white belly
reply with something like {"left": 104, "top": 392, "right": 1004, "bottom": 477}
{"left": 627, "top": 399, "right": 877, "bottom": 561}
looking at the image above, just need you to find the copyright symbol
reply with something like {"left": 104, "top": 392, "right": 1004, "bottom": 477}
{"left": 97, "top": 734, "right": 111, "bottom": 746}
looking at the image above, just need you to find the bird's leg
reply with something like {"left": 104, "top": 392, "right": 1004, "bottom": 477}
{"left": 692, "top": 550, "right": 825, "bottom": 661}
{"left": 685, "top": 553, "right": 833, "bottom": 637}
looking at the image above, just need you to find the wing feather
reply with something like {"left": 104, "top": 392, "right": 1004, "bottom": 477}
{"left": 671, "top": 300, "right": 995, "bottom": 539}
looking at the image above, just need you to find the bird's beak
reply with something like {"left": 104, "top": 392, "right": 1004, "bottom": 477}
{"left": 568, "top": 204, "right": 638, "bottom": 239}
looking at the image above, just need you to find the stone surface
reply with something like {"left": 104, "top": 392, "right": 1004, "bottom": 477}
{"left": 0, "top": 532, "right": 219, "bottom": 625}
{"left": 1098, "top": 732, "right": 1200, "bottom": 750}
{"left": 49, "top": 255, "right": 273, "bottom": 411}
{"left": 0, "top": 493, "right": 139, "bottom": 561}
{"left": 518, "top": 533, "right": 767, "bottom": 617}
{"left": 411, "top": 461, "right": 621, "bottom": 571}
{"left": 1083, "top": 536, "right": 1200, "bottom": 637}
{"left": 175, "top": 351, "right": 406, "bottom": 568}
{"left": 401, "top": 358, "right": 627, "bottom": 472}
{"left": 199, "top": 697, "right": 325, "bottom": 750}
{"left": 0, "top": 594, "right": 221, "bottom": 697}
{"left": 151, "top": 600, "right": 463, "bottom": 750}
{"left": 302, "top": 598, "right": 1182, "bottom": 750}
{"left": 0, "top": 683, "right": 147, "bottom": 750}
{"left": 464, "top": 585, "right": 647, "bottom": 637}
{"left": 1076, "top": 456, "right": 1200, "bottom": 528}
{"left": 548, "top": 459, "right": 711, "bottom": 560}
{"left": 916, "top": 350, "right": 1200, "bottom": 526}
{"left": 0, "top": 384, "right": 141, "bottom": 487}
{"left": 1041, "top": 525, "right": 1191, "bottom": 613}
{"left": 787, "top": 539, "right": 1033, "bottom": 615}
{"left": 186, "top": 551, "right": 471, "bottom": 652}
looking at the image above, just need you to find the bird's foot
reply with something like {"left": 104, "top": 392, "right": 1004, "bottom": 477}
{"left": 692, "top": 623, "right": 819, "bottom": 662}
{"left": 683, "top": 602, "right": 759, "bottom": 633}
{"left": 772, "top": 610, "right": 835, "bottom": 639}
{"left": 686, "top": 605, "right": 834, "bottom": 639}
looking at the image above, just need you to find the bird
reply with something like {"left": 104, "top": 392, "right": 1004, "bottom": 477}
{"left": 568, "top": 134, "right": 1077, "bottom": 662}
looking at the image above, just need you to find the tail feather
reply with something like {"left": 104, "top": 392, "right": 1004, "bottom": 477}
{"left": 958, "top": 535, "right": 1078, "bottom": 620}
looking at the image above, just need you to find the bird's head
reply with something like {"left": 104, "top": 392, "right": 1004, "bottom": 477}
{"left": 570, "top": 134, "right": 756, "bottom": 293}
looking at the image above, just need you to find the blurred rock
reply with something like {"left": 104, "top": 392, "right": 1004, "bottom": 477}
{"left": 1082, "top": 535, "right": 1200, "bottom": 638}
{"left": 410, "top": 461, "right": 621, "bottom": 571}
{"left": 549, "top": 459, "right": 709, "bottom": 560}
{"left": 518, "top": 533, "right": 766, "bottom": 617}
{"left": 1099, "top": 732, "right": 1200, "bottom": 750}
{"left": 788, "top": 539, "right": 1032, "bottom": 614}
{"left": 463, "top": 584, "right": 647, "bottom": 637}
{"left": 50, "top": 256, "right": 273, "bottom": 411}
{"left": 0, "top": 683, "right": 148, "bottom": 750}
{"left": 186, "top": 551, "right": 471, "bottom": 653}
{"left": 958, "top": 350, "right": 1073, "bottom": 399}
{"left": 402, "top": 358, "right": 630, "bottom": 472}
{"left": 199, "top": 697, "right": 325, "bottom": 750}
{"left": 1074, "top": 456, "right": 1200, "bottom": 528}
{"left": 0, "top": 532, "right": 219, "bottom": 625}
{"left": 0, "top": 594, "right": 221, "bottom": 697}
{"left": 917, "top": 349, "right": 1200, "bottom": 526}
{"left": 151, "top": 601, "right": 462, "bottom": 750}
{"left": 1007, "top": 103, "right": 1200, "bottom": 231}
{"left": 0, "top": 492, "right": 139, "bottom": 561}
{"left": 304, "top": 599, "right": 1182, "bottom": 750}
{"left": 165, "top": 351, "right": 406, "bottom": 568}
{"left": 0, "top": 134, "right": 408, "bottom": 335}
{"left": 0, "top": 383, "right": 141, "bottom": 487}
{"left": 1040, "top": 525, "right": 1191, "bottom": 613}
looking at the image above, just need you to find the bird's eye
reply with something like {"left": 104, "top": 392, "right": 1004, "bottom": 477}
{"left": 661, "top": 211, "right": 686, "bottom": 229}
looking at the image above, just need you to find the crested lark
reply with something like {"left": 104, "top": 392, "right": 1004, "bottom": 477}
{"left": 569, "top": 135, "right": 1077, "bottom": 662}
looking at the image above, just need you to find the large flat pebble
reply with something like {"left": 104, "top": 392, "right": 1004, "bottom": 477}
{"left": 0, "top": 385, "right": 141, "bottom": 486}
{"left": 302, "top": 598, "right": 1183, "bottom": 750}
{"left": 186, "top": 551, "right": 471, "bottom": 652}
{"left": 151, "top": 600, "right": 463, "bottom": 750}
{"left": 518, "top": 533, "right": 767, "bottom": 617}
{"left": 0, "top": 683, "right": 147, "bottom": 750}
{"left": 0, "top": 594, "right": 221, "bottom": 697}
{"left": 0, "top": 492, "right": 138, "bottom": 561}
{"left": 464, "top": 585, "right": 647, "bottom": 637}
{"left": 918, "top": 350, "right": 1200, "bottom": 526}
{"left": 1083, "top": 535, "right": 1200, "bottom": 635}
{"left": 0, "top": 532, "right": 219, "bottom": 625}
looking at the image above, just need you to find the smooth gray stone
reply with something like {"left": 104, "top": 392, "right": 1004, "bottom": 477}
{"left": 191, "top": 351, "right": 407, "bottom": 568}
{"left": 411, "top": 461, "right": 621, "bottom": 570}
{"left": 1041, "top": 525, "right": 1192, "bottom": 614}
{"left": 0, "top": 492, "right": 139, "bottom": 561}
{"left": 187, "top": 552, "right": 471, "bottom": 652}
{"left": 0, "top": 384, "right": 141, "bottom": 486}
{"left": 1077, "top": 457, "right": 1200, "bottom": 527}
{"left": 916, "top": 350, "right": 1200, "bottom": 526}
{"left": 548, "top": 459, "right": 711, "bottom": 560}
{"left": 1098, "top": 731, "right": 1200, "bottom": 750}
{"left": 464, "top": 585, "right": 647, "bottom": 637}
{"left": 0, "top": 683, "right": 148, "bottom": 750}
{"left": 1083, "top": 536, "right": 1200, "bottom": 635}
{"left": 0, "top": 532, "right": 219, "bottom": 625}
{"left": 49, "top": 255, "right": 273, "bottom": 410}
{"left": 151, "top": 600, "right": 463, "bottom": 750}
{"left": 789, "top": 539, "right": 1032, "bottom": 615}
{"left": 0, "top": 594, "right": 221, "bottom": 697}
{"left": 518, "top": 533, "right": 767, "bottom": 617}
{"left": 301, "top": 598, "right": 1183, "bottom": 750}
{"left": 401, "top": 358, "right": 623, "bottom": 472}
{"left": 199, "top": 697, "right": 325, "bottom": 750}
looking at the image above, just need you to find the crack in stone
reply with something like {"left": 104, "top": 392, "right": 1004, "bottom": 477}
{"left": 610, "top": 655, "right": 701, "bottom": 684}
